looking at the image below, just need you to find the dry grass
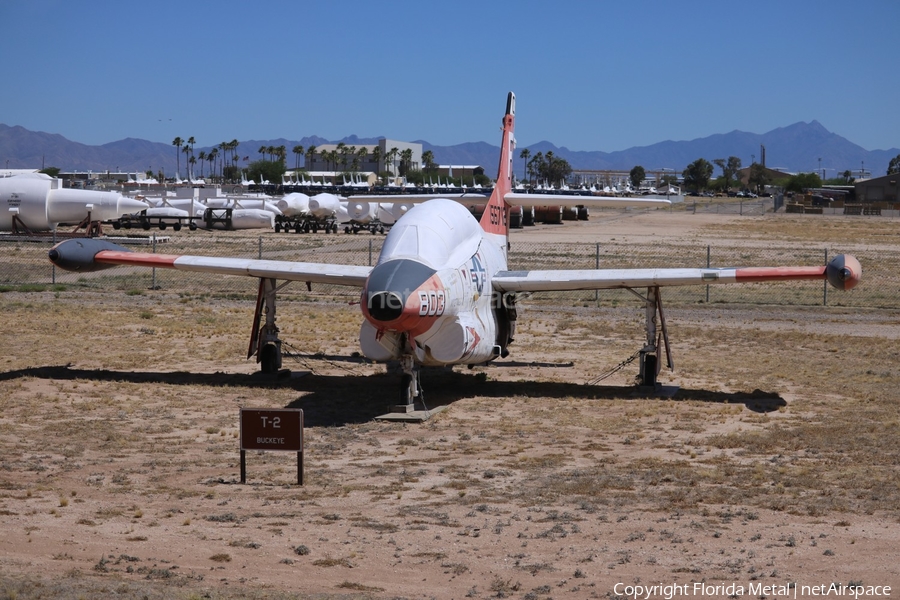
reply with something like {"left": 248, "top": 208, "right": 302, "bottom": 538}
{"left": 1, "top": 210, "right": 900, "bottom": 597}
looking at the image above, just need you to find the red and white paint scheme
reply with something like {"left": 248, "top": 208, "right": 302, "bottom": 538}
{"left": 49, "top": 93, "right": 862, "bottom": 408}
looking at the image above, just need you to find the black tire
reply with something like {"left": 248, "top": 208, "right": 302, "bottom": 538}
{"left": 173, "top": 223, "right": 182, "bottom": 231}
{"left": 642, "top": 354, "right": 657, "bottom": 387}
{"left": 260, "top": 344, "right": 280, "bottom": 374}
{"left": 399, "top": 374, "right": 412, "bottom": 406}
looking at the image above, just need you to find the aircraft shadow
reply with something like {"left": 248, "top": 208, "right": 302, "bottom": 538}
{"left": 1, "top": 364, "right": 786, "bottom": 426}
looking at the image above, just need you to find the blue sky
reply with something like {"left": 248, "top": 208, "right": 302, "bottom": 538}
{"left": 2, "top": 0, "right": 898, "bottom": 152}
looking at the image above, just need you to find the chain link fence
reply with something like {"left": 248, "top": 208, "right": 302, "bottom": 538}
{"left": 1, "top": 220, "right": 894, "bottom": 310}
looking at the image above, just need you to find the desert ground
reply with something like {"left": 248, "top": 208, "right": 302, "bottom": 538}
{"left": 1, "top": 207, "right": 899, "bottom": 599}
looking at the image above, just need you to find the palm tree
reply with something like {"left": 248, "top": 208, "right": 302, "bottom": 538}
{"left": 400, "top": 148, "right": 413, "bottom": 175}
{"left": 519, "top": 148, "right": 530, "bottom": 183}
{"left": 207, "top": 147, "right": 218, "bottom": 181}
{"left": 387, "top": 147, "right": 400, "bottom": 176}
{"left": 371, "top": 146, "right": 382, "bottom": 177}
{"left": 422, "top": 150, "right": 435, "bottom": 172}
{"left": 182, "top": 144, "right": 191, "bottom": 178}
{"left": 328, "top": 149, "right": 339, "bottom": 172}
{"left": 292, "top": 145, "right": 304, "bottom": 170}
{"left": 258, "top": 145, "right": 267, "bottom": 159}
{"left": 172, "top": 137, "right": 183, "bottom": 179}
{"left": 198, "top": 150, "right": 207, "bottom": 178}
{"left": 305, "top": 146, "right": 317, "bottom": 171}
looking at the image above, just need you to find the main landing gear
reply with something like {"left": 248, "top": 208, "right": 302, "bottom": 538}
{"left": 629, "top": 285, "right": 674, "bottom": 390}
{"left": 396, "top": 353, "right": 423, "bottom": 411}
{"left": 249, "top": 277, "right": 288, "bottom": 374}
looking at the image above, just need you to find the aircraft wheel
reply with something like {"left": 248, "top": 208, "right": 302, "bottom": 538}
{"left": 123, "top": 221, "right": 132, "bottom": 229}
{"left": 260, "top": 344, "right": 281, "bottom": 374}
{"left": 331, "top": 223, "right": 338, "bottom": 234}
{"left": 173, "top": 223, "right": 182, "bottom": 231}
{"left": 189, "top": 222, "right": 197, "bottom": 231}
{"left": 274, "top": 223, "right": 281, "bottom": 233}
{"left": 159, "top": 222, "right": 167, "bottom": 230}
{"left": 399, "top": 374, "right": 413, "bottom": 406}
{"left": 641, "top": 354, "right": 657, "bottom": 387}
{"left": 344, "top": 226, "right": 350, "bottom": 234}
{"left": 312, "top": 224, "right": 319, "bottom": 233}
{"left": 142, "top": 221, "right": 151, "bottom": 230}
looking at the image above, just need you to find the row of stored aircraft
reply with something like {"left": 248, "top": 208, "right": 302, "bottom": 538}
{"left": 47, "top": 93, "right": 861, "bottom": 410}
{"left": 1, "top": 171, "right": 663, "bottom": 234}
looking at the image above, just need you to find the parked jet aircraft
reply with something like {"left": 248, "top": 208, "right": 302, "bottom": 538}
{"left": 48, "top": 93, "right": 861, "bottom": 409}
{"left": 1, "top": 173, "right": 148, "bottom": 232}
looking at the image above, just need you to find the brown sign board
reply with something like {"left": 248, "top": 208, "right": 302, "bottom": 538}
{"left": 240, "top": 408, "right": 303, "bottom": 452}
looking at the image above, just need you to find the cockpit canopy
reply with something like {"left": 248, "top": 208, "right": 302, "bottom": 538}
{"left": 378, "top": 199, "right": 482, "bottom": 270}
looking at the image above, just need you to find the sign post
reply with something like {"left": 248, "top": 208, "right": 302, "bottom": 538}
{"left": 239, "top": 408, "right": 304, "bottom": 485}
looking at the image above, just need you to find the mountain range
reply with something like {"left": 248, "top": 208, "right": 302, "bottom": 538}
{"left": 1, "top": 122, "right": 897, "bottom": 179}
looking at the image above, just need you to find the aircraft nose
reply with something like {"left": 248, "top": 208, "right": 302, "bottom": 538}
{"left": 367, "top": 291, "right": 405, "bottom": 322}
{"left": 362, "top": 258, "right": 437, "bottom": 327}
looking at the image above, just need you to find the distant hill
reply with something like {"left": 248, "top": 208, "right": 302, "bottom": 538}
{"left": 1, "top": 122, "right": 897, "bottom": 178}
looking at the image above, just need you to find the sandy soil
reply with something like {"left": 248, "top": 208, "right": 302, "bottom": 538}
{"left": 1, "top": 210, "right": 899, "bottom": 599}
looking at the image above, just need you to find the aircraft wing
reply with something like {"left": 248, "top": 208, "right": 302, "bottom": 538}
{"left": 345, "top": 192, "right": 669, "bottom": 209}
{"left": 492, "top": 255, "right": 861, "bottom": 293}
{"left": 504, "top": 193, "right": 671, "bottom": 208}
{"left": 48, "top": 238, "right": 371, "bottom": 287}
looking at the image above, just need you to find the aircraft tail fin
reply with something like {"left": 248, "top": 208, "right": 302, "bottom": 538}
{"left": 479, "top": 92, "right": 515, "bottom": 238}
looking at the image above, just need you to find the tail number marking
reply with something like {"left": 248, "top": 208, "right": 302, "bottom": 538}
{"left": 488, "top": 204, "right": 507, "bottom": 226}
{"left": 418, "top": 290, "right": 446, "bottom": 317}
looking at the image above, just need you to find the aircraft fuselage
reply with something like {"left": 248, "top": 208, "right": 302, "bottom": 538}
{"left": 359, "top": 198, "right": 511, "bottom": 366}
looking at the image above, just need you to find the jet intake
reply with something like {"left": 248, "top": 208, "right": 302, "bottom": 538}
{"left": 367, "top": 291, "right": 405, "bottom": 322}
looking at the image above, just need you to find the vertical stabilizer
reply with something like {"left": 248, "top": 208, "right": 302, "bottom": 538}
{"left": 479, "top": 92, "right": 515, "bottom": 239}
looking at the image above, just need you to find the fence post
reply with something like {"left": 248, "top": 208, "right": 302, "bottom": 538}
{"left": 369, "top": 239, "right": 373, "bottom": 266}
{"left": 151, "top": 232, "right": 157, "bottom": 290}
{"left": 706, "top": 245, "right": 711, "bottom": 304}
{"left": 595, "top": 242, "right": 600, "bottom": 303}
{"left": 258, "top": 235, "right": 263, "bottom": 260}
{"left": 52, "top": 229, "right": 57, "bottom": 285}
{"left": 823, "top": 248, "right": 828, "bottom": 306}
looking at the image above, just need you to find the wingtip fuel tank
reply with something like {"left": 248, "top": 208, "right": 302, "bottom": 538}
{"left": 826, "top": 254, "right": 861, "bottom": 290}
{"left": 48, "top": 238, "right": 131, "bottom": 272}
